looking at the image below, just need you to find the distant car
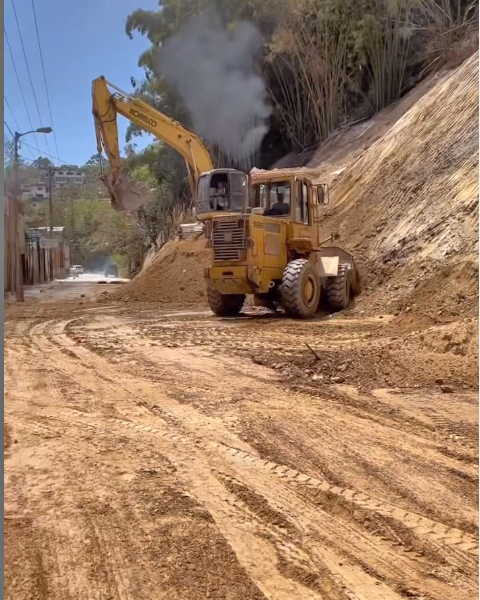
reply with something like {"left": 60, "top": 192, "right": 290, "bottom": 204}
{"left": 70, "top": 265, "right": 84, "bottom": 276}
{"left": 104, "top": 264, "right": 118, "bottom": 278}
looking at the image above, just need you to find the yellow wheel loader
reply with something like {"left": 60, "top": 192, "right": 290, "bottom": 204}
{"left": 92, "top": 77, "right": 362, "bottom": 318}
{"left": 197, "top": 169, "right": 362, "bottom": 318}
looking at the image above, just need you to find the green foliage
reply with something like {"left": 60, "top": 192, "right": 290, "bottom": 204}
{"left": 125, "top": 0, "right": 477, "bottom": 157}
{"left": 31, "top": 157, "right": 54, "bottom": 170}
{"left": 80, "top": 153, "right": 110, "bottom": 175}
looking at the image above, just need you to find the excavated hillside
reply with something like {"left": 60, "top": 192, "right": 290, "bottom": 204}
{"left": 250, "top": 52, "right": 479, "bottom": 388}
{"left": 322, "top": 52, "right": 479, "bottom": 324}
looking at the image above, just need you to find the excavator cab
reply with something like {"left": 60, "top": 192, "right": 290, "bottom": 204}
{"left": 195, "top": 169, "right": 248, "bottom": 221}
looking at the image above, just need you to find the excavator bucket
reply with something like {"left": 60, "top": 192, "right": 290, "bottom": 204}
{"left": 103, "top": 173, "right": 151, "bottom": 212}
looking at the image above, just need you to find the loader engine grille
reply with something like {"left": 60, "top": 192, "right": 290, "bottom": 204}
{"left": 212, "top": 217, "right": 247, "bottom": 262}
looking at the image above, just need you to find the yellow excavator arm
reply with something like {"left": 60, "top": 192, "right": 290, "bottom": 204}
{"left": 92, "top": 76, "right": 213, "bottom": 211}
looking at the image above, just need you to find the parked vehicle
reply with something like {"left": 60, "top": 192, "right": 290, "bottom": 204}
{"left": 70, "top": 265, "right": 84, "bottom": 276}
{"left": 104, "top": 264, "right": 118, "bottom": 278}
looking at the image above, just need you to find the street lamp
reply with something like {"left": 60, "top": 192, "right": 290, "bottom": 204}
{"left": 13, "top": 127, "right": 53, "bottom": 302}
{"left": 14, "top": 127, "right": 53, "bottom": 161}
{"left": 14, "top": 127, "right": 53, "bottom": 185}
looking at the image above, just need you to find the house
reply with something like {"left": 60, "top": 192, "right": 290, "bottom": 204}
{"left": 52, "top": 166, "right": 86, "bottom": 188}
{"left": 22, "top": 181, "right": 49, "bottom": 200}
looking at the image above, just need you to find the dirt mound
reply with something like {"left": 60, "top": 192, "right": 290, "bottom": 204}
{"left": 111, "top": 235, "right": 210, "bottom": 308}
{"left": 322, "top": 53, "right": 478, "bottom": 325}
{"left": 254, "top": 342, "right": 478, "bottom": 391}
{"left": 403, "top": 318, "right": 479, "bottom": 357}
{"left": 248, "top": 313, "right": 478, "bottom": 391}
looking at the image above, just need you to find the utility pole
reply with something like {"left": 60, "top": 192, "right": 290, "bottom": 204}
{"left": 47, "top": 166, "right": 55, "bottom": 280}
{"left": 13, "top": 133, "right": 23, "bottom": 302}
{"left": 48, "top": 166, "right": 55, "bottom": 237}
{"left": 12, "top": 127, "right": 53, "bottom": 300}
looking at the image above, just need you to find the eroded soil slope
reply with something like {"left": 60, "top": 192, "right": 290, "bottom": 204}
{"left": 323, "top": 52, "right": 479, "bottom": 322}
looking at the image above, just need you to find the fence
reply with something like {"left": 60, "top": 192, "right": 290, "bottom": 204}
{"left": 4, "top": 186, "right": 70, "bottom": 298}
{"left": 4, "top": 192, "right": 24, "bottom": 298}
{"left": 24, "top": 230, "right": 70, "bottom": 284}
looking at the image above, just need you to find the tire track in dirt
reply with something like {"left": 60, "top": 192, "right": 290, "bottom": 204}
{"left": 8, "top": 406, "right": 404, "bottom": 600}
{"left": 14, "top": 314, "right": 477, "bottom": 600}
{"left": 70, "top": 313, "right": 479, "bottom": 465}
{"left": 7, "top": 326, "right": 320, "bottom": 599}
{"left": 371, "top": 389, "right": 479, "bottom": 451}
{"left": 66, "top": 314, "right": 479, "bottom": 522}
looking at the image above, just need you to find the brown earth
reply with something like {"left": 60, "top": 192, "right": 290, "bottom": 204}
{"left": 322, "top": 53, "right": 479, "bottom": 323}
{"left": 4, "top": 55, "right": 479, "bottom": 600}
{"left": 109, "top": 234, "right": 210, "bottom": 308}
{"left": 4, "top": 299, "right": 479, "bottom": 600}
{"left": 105, "top": 53, "right": 479, "bottom": 387}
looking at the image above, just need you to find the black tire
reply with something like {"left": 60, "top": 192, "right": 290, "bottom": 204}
{"left": 207, "top": 285, "right": 245, "bottom": 317}
{"left": 325, "top": 263, "right": 352, "bottom": 311}
{"left": 281, "top": 259, "right": 321, "bottom": 319}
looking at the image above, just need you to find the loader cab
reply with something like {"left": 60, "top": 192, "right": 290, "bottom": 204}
{"left": 250, "top": 175, "right": 330, "bottom": 249}
{"left": 251, "top": 177, "right": 314, "bottom": 222}
{"left": 252, "top": 177, "right": 329, "bottom": 218}
{"left": 195, "top": 169, "right": 248, "bottom": 219}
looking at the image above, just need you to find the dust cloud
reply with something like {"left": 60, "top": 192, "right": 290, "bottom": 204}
{"left": 155, "top": 12, "right": 271, "bottom": 169}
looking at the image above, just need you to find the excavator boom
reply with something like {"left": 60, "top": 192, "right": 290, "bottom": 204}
{"left": 92, "top": 76, "right": 213, "bottom": 211}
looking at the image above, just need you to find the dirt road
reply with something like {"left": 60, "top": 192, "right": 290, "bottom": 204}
{"left": 4, "top": 297, "right": 478, "bottom": 600}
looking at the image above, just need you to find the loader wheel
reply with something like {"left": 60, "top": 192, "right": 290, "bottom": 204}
{"left": 207, "top": 285, "right": 245, "bottom": 317}
{"left": 281, "top": 259, "right": 321, "bottom": 319}
{"left": 325, "top": 263, "right": 352, "bottom": 312}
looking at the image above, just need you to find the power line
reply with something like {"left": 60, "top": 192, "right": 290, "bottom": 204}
{"left": 19, "top": 141, "right": 71, "bottom": 165}
{"left": 10, "top": 0, "right": 51, "bottom": 156}
{"left": 4, "top": 95, "right": 36, "bottom": 159}
{"left": 4, "top": 96, "right": 20, "bottom": 129}
{"left": 4, "top": 119, "right": 14, "bottom": 138}
{"left": 4, "top": 26, "right": 41, "bottom": 154}
{"left": 5, "top": 97, "right": 68, "bottom": 164}
{"left": 31, "top": 0, "right": 60, "bottom": 160}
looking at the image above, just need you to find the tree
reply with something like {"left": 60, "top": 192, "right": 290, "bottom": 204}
{"left": 31, "top": 157, "right": 54, "bottom": 170}
{"left": 81, "top": 153, "right": 110, "bottom": 173}
{"left": 85, "top": 153, "right": 102, "bottom": 166}
{"left": 129, "top": 165, "right": 178, "bottom": 249}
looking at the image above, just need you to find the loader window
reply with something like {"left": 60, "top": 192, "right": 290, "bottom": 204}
{"left": 254, "top": 182, "right": 291, "bottom": 217}
{"left": 296, "top": 181, "right": 309, "bottom": 224}
{"left": 253, "top": 184, "right": 268, "bottom": 208}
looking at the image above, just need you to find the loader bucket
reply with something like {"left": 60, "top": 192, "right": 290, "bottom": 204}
{"left": 104, "top": 173, "right": 151, "bottom": 212}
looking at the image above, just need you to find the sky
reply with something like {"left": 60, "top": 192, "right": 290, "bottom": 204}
{"left": 4, "top": 0, "right": 158, "bottom": 167}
